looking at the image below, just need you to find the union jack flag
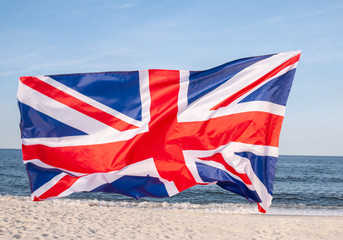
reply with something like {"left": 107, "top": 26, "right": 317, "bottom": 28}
{"left": 17, "top": 51, "right": 301, "bottom": 213}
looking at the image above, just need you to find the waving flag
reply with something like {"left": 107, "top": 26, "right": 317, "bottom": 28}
{"left": 18, "top": 51, "right": 301, "bottom": 213}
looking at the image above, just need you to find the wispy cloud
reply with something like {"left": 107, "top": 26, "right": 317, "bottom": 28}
{"left": 115, "top": 3, "right": 137, "bottom": 9}
{"left": 0, "top": 49, "right": 136, "bottom": 77}
{"left": 0, "top": 46, "right": 55, "bottom": 64}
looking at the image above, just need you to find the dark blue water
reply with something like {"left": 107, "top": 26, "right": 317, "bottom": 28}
{"left": 1, "top": 149, "right": 342, "bottom": 214}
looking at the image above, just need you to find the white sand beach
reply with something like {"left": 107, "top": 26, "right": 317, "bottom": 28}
{"left": 0, "top": 196, "right": 342, "bottom": 240}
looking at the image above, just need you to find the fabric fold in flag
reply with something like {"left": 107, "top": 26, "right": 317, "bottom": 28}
{"left": 18, "top": 50, "right": 301, "bottom": 213}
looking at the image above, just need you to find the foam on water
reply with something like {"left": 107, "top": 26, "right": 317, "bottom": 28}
{"left": 2, "top": 195, "right": 342, "bottom": 216}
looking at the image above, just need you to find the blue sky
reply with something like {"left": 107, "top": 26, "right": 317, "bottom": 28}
{"left": 0, "top": 0, "right": 342, "bottom": 156}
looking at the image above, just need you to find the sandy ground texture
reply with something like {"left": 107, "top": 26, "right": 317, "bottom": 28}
{"left": 0, "top": 196, "right": 342, "bottom": 240}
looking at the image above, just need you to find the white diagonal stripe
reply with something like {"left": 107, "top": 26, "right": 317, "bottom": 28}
{"left": 183, "top": 141, "right": 277, "bottom": 211}
{"left": 17, "top": 81, "right": 119, "bottom": 135}
{"left": 178, "top": 51, "right": 300, "bottom": 122}
{"left": 18, "top": 71, "right": 153, "bottom": 147}
{"left": 38, "top": 76, "right": 142, "bottom": 127}
{"left": 57, "top": 158, "right": 179, "bottom": 198}
{"left": 31, "top": 173, "right": 67, "bottom": 200}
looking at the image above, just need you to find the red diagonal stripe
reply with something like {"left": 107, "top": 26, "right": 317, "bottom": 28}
{"left": 211, "top": 53, "right": 301, "bottom": 110}
{"left": 257, "top": 203, "right": 266, "bottom": 213}
{"left": 34, "top": 174, "right": 80, "bottom": 201}
{"left": 20, "top": 76, "right": 138, "bottom": 131}
{"left": 199, "top": 153, "right": 252, "bottom": 185}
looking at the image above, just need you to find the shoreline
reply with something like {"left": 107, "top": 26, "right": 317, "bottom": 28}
{"left": 1, "top": 196, "right": 343, "bottom": 239}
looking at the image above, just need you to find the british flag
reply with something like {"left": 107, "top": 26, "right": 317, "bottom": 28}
{"left": 17, "top": 51, "right": 301, "bottom": 213}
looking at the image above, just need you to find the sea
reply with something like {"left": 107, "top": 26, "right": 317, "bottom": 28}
{"left": 1, "top": 148, "right": 342, "bottom": 216}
